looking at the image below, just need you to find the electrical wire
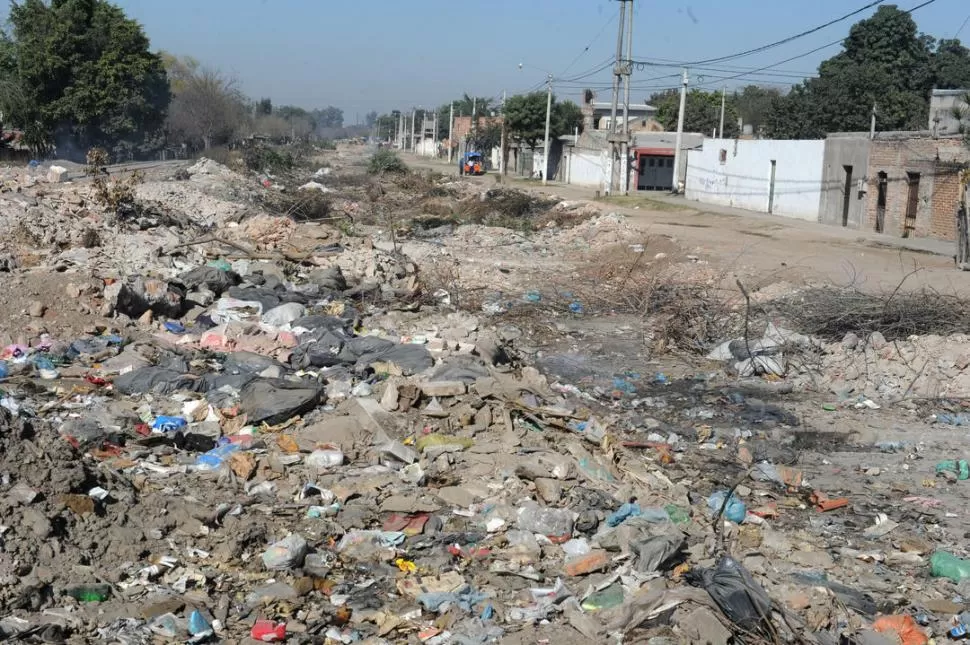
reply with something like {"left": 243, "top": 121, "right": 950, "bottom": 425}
{"left": 558, "top": 6, "right": 619, "bottom": 78}
{"left": 956, "top": 11, "right": 970, "bottom": 39}
{"left": 644, "top": 0, "right": 884, "bottom": 66}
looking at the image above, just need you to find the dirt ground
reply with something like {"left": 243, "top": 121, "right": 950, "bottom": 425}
{"left": 404, "top": 154, "right": 970, "bottom": 296}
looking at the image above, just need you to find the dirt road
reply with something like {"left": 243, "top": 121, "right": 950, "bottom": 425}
{"left": 404, "top": 154, "right": 969, "bottom": 295}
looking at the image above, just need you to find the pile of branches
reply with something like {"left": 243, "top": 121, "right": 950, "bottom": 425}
{"left": 771, "top": 286, "right": 970, "bottom": 341}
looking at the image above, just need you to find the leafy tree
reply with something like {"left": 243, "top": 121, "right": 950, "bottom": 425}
{"left": 467, "top": 119, "right": 502, "bottom": 155}
{"left": 762, "top": 5, "right": 970, "bottom": 138}
{"left": 452, "top": 94, "right": 492, "bottom": 117}
{"left": 166, "top": 67, "right": 245, "bottom": 149}
{"left": 933, "top": 39, "right": 970, "bottom": 89}
{"left": 504, "top": 93, "right": 583, "bottom": 149}
{"left": 256, "top": 98, "right": 273, "bottom": 116}
{"left": 312, "top": 106, "right": 344, "bottom": 130}
{"left": 365, "top": 110, "right": 378, "bottom": 127}
{"left": 734, "top": 85, "right": 780, "bottom": 134}
{"left": 650, "top": 88, "right": 740, "bottom": 137}
{"left": 4, "top": 0, "right": 170, "bottom": 158}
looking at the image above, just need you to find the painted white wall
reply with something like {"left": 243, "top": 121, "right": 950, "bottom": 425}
{"left": 568, "top": 148, "right": 609, "bottom": 190}
{"left": 685, "top": 139, "right": 826, "bottom": 220}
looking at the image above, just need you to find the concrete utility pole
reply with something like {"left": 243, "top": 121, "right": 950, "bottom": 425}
{"left": 448, "top": 103, "right": 454, "bottom": 165}
{"left": 432, "top": 111, "right": 439, "bottom": 158}
{"left": 499, "top": 90, "right": 507, "bottom": 175}
{"left": 543, "top": 74, "right": 553, "bottom": 185}
{"left": 606, "top": 0, "right": 627, "bottom": 194}
{"left": 870, "top": 103, "right": 877, "bottom": 139}
{"left": 621, "top": 0, "right": 633, "bottom": 195}
{"left": 398, "top": 112, "right": 404, "bottom": 149}
{"left": 671, "top": 68, "right": 688, "bottom": 194}
{"left": 719, "top": 86, "right": 726, "bottom": 140}
{"left": 410, "top": 109, "right": 416, "bottom": 152}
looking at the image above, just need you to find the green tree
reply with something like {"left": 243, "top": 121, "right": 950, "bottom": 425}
{"left": 4, "top": 0, "right": 170, "bottom": 158}
{"left": 734, "top": 85, "right": 780, "bottom": 134}
{"left": 504, "top": 92, "right": 583, "bottom": 149}
{"left": 763, "top": 5, "right": 952, "bottom": 138}
{"left": 933, "top": 39, "right": 970, "bottom": 89}
{"left": 256, "top": 98, "right": 273, "bottom": 116}
{"left": 650, "top": 88, "right": 740, "bottom": 137}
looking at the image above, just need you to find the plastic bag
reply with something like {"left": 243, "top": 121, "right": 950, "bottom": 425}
{"left": 261, "top": 533, "right": 308, "bottom": 570}
{"left": 872, "top": 615, "right": 928, "bottom": 645}
{"left": 708, "top": 490, "right": 746, "bottom": 523}
{"left": 686, "top": 556, "right": 772, "bottom": 632}
{"left": 930, "top": 550, "right": 970, "bottom": 581}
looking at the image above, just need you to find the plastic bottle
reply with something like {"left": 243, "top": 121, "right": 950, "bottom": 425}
{"left": 930, "top": 550, "right": 970, "bottom": 582}
{"left": 708, "top": 490, "right": 747, "bottom": 523}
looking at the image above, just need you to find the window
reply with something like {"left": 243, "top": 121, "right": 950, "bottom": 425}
{"left": 648, "top": 158, "right": 655, "bottom": 167}
{"left": 719, "top": 149, "right": 727, "bottom": 164}
{"left": 666, "top": 158, "right": 673, "bottom": 168}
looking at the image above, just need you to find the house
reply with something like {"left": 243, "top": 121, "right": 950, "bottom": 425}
{"left": 685, "top": 138, "right": 826, "bottom": 220}
{"left": 685, "top": 131, "right": 970, "bottom": 241}
{"left": 860, "top": 131, "right": 968, "bottom": 239}
{"left": 930, "top": 89, "right": 969, "bottom": 136}
{"left": 580, "top": 92, "right": 660, "bottom": 132}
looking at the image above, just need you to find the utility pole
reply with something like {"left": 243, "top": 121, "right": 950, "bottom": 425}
{"left": 671, "top": 68, "right": 688, "bottom": 194}
{"left": 398, "top": 112, "right": 404, "bottom": 149}
{"left": 499, "top": 90, "right": 507, "bottom": 175}
{"left": 870, "top": 103, "right": 877, "bottom": 139}
{"left": 410, "top": 108, "right": 416, "bottom": 152}
{"left": 719, "top": 86, "right": 726, "bottom": 140}
{"left": 543, "top": 74, "right": 553, "bottom": 185}
{"left": 606, "top": 0, "right": 626, "bottom": 194}
{"left": 621, "top": 0, "right": 633, "bottom": 195}
{"left": 432, "top": 111, "right": 439, "bottom": 158}
{"left": 448, "top": 103, "right": 454, "bottom": 165}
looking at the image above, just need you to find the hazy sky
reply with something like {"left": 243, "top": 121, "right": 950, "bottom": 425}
{"left": 15, "top": 1, "right": 970, "bottom": 117}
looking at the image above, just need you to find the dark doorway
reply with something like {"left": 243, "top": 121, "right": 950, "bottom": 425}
{"left": 875, "top": 171, "right": 887, "bottom": 233}
{"left": 902, "top": 172, "right": 920, "bottom": 238}
{"left": 637, "top": 155, "right": 674, "bottom": 191}
{"left": 841, "top": 165, "right": 853, "bottom": 227}
{"left": 768, "top": 160, "right": 777, "bottom": 214}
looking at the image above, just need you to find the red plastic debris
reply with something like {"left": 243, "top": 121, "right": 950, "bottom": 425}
{"left": 251, "top": 620, "right": 286, "bottom": 642}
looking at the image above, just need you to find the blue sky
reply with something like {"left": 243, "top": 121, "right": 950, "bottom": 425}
{"left": 10, "top": 1, "right": 968, "bottom": 117}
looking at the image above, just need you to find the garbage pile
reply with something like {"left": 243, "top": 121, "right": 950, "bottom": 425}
{"left": 4, "top": 151, "right": 970, "bottom": 644}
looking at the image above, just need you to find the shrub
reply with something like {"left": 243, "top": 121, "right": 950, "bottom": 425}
{"left": 368, "top": 149, "right": 408, "bottom": 175}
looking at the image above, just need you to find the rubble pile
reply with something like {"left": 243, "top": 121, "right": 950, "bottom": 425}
{"left": 3, "top": 150, "right": 970, "bottom": 644}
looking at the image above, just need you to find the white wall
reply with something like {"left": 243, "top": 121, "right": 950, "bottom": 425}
{"left": 685, "top": 139, "right": 825, "bottom": 220}
{"left": 568, "top": 148, "right": 609, "bottom": 190}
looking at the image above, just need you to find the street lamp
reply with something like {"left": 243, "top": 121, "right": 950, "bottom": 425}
{"left": 519, "top": 63, "right": 554, "bottom": 185}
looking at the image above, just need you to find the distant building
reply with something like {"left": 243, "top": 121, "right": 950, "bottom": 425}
{"left": 580, "top": 91, "right": 660, "bottom": 132}
{"left": 929, "top": 89, "right": 969, "bottom": 136}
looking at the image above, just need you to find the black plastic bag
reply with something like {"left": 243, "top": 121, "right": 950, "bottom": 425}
{"left": 686, "top": 556, "right": 773, "bottom": 633}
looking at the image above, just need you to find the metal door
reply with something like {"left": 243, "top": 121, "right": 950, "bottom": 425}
{"left": 903, "top": 172, "right": 920, "bottom": 238}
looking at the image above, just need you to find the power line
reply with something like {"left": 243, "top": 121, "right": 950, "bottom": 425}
{"left": 956, "top": 11, "right": 970, "bottom": 39}
{"left": 653, "top": 0, "right": 884, "bottom": 66}
{"left": 558, "top": 7, "right": 619, "bottom": 78}
{"left": 688, "top": 0, "right": 937, "bottom": 89}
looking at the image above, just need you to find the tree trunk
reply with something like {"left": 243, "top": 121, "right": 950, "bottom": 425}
{"left": 202, "top": 135, "right": 212, "bottom": 150}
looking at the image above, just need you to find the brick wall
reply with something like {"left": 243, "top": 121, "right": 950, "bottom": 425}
{"left": 864, "top": 136, "right": 969, "bottom": 241}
